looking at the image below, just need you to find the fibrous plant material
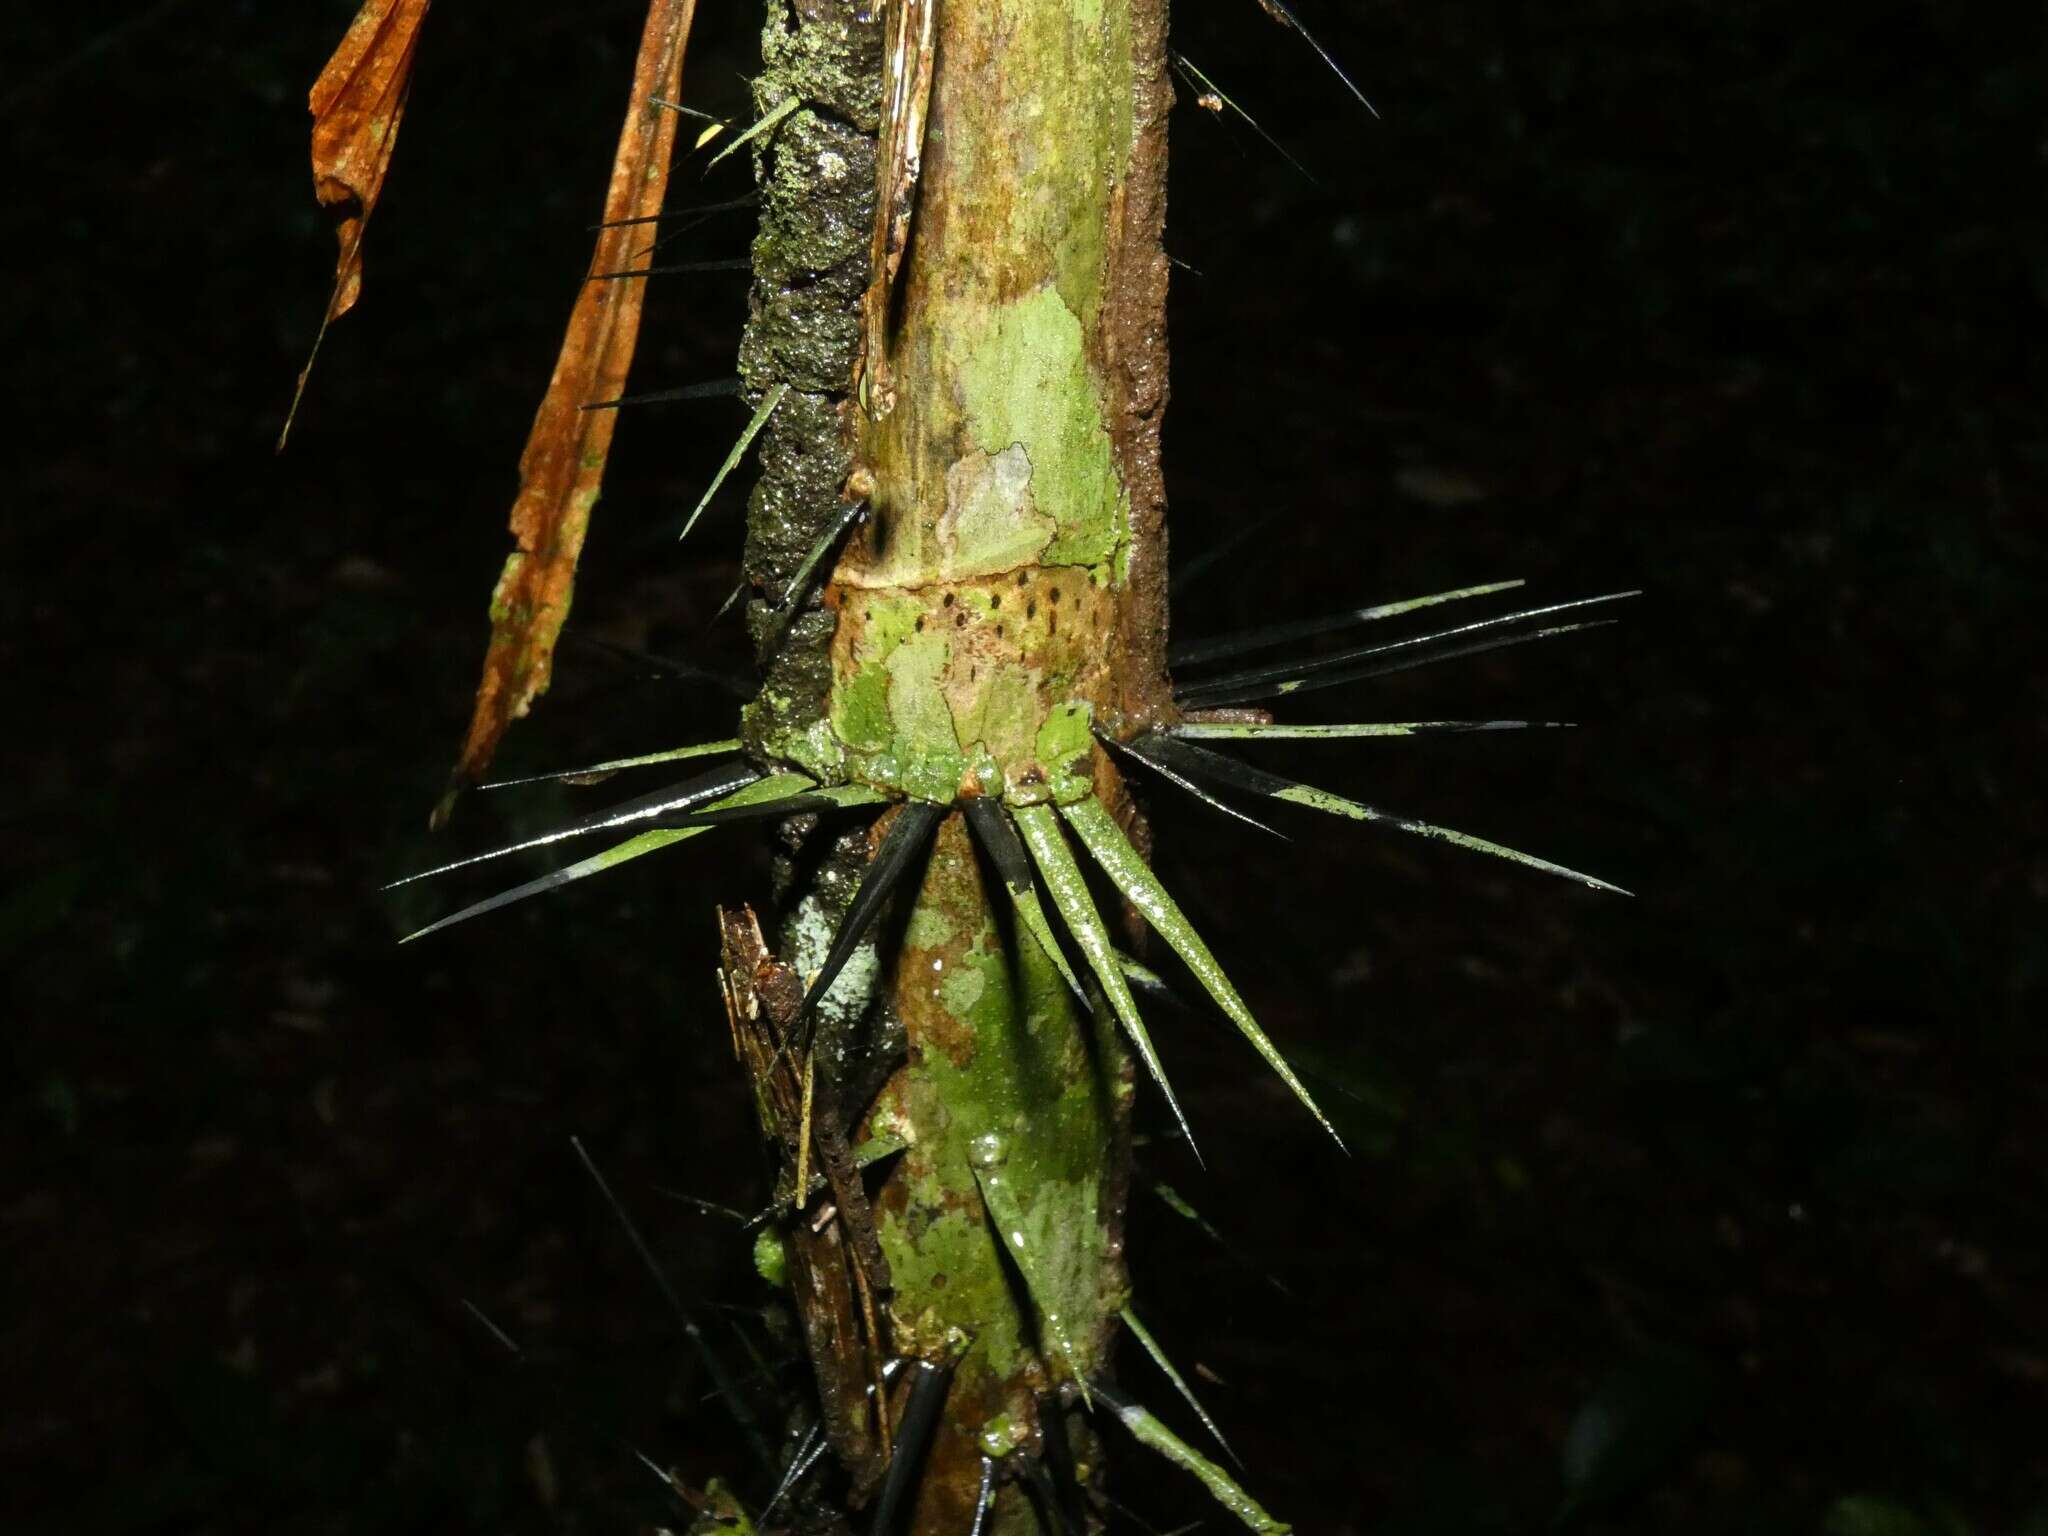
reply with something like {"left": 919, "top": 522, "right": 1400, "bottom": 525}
{"left": 719, "top": 908, "right": 897, "bottom": 1496}
{"left": 323, "top": 0, "right": 1634, "bottom": 1526}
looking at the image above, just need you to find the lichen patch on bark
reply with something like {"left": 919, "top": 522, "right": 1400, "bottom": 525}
{"left": 737, "top": 0, "right": 882, "bottom": 768}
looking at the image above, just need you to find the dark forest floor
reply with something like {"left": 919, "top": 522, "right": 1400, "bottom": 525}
{"left": 4, "top": 2, "right": 2044, "bottom": 1533}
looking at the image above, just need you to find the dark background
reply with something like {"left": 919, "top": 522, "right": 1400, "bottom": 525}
{"left": 5, "top": 1, "right": 2043, "bottom": 1532}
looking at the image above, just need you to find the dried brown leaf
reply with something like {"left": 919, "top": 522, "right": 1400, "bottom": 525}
{"left": 281, "top": 0, "right": 432, "bottom": 448}
{"left": 434, "top": 0, "right": 699, "bottom": 826}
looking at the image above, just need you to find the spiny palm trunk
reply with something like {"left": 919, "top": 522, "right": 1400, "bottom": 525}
{"left": 322, "top": 0, "right": 1625, "bottom": 1525}
{"left": 737, "top": 0, "right": 1173, "bottom": 1525}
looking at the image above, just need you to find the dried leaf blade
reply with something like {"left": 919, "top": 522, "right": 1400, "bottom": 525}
{"left": 281, "top": 0, "right": 433, "bottom": 446}
{"left": 436, "top": 0, "right": 701, "bottom": 823}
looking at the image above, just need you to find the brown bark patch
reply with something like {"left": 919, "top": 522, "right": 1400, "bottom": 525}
{"left": 1104, "top": 0, "right": 1177, "bottom": 731}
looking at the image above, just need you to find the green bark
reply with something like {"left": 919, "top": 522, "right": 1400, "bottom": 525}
{"left": 869, "top": 812, "right": 1131, "bottom": 1530}
{"left": 737, "top": 0, "right": 1173, "bottom": 1527}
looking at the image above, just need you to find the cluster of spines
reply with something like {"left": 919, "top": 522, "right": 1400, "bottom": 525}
{"left": 395, "top": 578, "right": 1632, "bottom": 1168}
